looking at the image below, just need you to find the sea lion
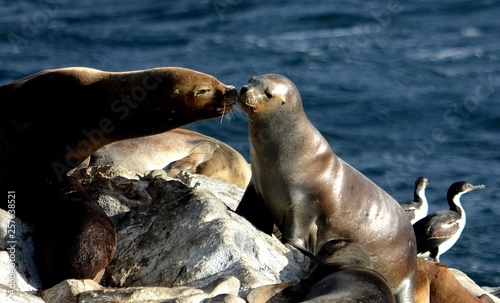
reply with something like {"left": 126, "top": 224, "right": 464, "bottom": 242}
{"left": 247, "top": 239, "right": 395, "bottom": 303}
{"left": 235, "top": 74, "right": 417, "bottom": 303}
{"left": 87, "top": 128, "right": 251, "bottom": 188}
{"left": 416, "top": 259, "right": 495, "bottom": 303}
{"left": 413, "top": 259, "right": 431, "bottom": 303}
{"left": 0, "top": 66, "right": 237, "bottom": 287}
{"left": 36, "top": 176, "right": 117, "bottom": 287}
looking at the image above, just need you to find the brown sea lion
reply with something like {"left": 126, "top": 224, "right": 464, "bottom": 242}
{"left": 87, "top": 128, "right": 251, "bottom": 188}
{"left": 0, "top": 66, "right": 237, "bottom": 287}
{"left": 413, "top": 259, "right": 431, "bottom": 303}
{"left": 416, "top": 259, "right": 495, "bottom": 303}
{"left": 235, "top": 74, "right": 416, "bottom": 303}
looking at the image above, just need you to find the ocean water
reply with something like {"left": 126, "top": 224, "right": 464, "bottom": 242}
{"left": 1, "top": 0, "right": 499, "bottom": 287}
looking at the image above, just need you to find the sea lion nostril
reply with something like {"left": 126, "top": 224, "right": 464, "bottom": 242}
{"left": 239, "top": 85, "right": 249, "bottom": 95}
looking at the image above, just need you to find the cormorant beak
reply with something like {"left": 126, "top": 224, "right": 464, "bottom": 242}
{"left": 469, "top": 184, "right": 486, "bottom": 192}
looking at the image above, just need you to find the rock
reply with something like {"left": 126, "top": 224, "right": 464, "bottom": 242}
{"left": 1, "top": 164, "right": 499, "bottom": 303}
{"left": 90, "top": 167, "right": 308, "bottom": 296}
{"left": 0, "top": 285, "right": 44, "bottom": 303}
{"left": 0, "top": 166, "right": 308, "bottom": 302}
{"left": 37, "top": 276, "right": 243, "bottom": 303}
{"left": 0, "top": 209, "right": 42, "bottom": 293}
{"left": 450, "top": 269, "right": 500, "bottom": 303}
{"left": 41, "top": 279, "right": 103, "bottom": 303}
{"left": 484, "top": 287, "right": 500, "bottom": 299}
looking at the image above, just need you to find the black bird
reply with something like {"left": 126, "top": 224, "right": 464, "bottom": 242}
{"left": 413, "top": 181, "right": 485, "bottom": 263}
{"left": 400, "top": 176, "right": 430, "bottom": 224}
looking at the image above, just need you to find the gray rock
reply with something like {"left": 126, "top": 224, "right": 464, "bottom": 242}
{"left": 0, "top": 166, "right": 308, "bottom": 302}
{"left": 0, "top": 210, "right": 42, "bottom": 293}
{"left": 41, "top": 279, "right": 103, "bottom": 303}
{"left": 92, "top": 168, "right": 308, "bottom": 296}
{"left": 0, "top": 285, "right": 45, "bottom": 303}
{"left": 37, "top": 277, "right": 243, "bottom": 303}
{"left": 450, "top": 269, "right": 500, "bottom": 303}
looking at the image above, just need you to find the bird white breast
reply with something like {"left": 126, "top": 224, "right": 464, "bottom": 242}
{"left": 437, "top": 215, "right": 466, "bottom": 257}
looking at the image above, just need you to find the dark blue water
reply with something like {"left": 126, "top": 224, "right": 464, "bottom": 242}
{"left": 1, "top": 0, "right": 499, "bottom": 286}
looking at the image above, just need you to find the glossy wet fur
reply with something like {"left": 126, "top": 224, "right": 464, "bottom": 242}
{"left": 236, "top": 74, "right": 417, "bottom": 303}
{"left": 0, "top": 67, "right": 237, "bottom": 287}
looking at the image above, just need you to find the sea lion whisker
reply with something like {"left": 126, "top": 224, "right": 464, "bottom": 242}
{"left": 222, "top": 107, "right": 239, "bottom": 122}
{"left": 232, "top": 105, "right": 245, "bottom": 116}
{"left": 220, "top": 103, "right": 226, "bottom": 124}
{"left": 228, "top": 108, "right": 241, "bottom": 120}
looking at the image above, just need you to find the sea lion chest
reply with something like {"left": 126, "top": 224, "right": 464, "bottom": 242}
{"left": 248, "top": 120, "right": 337, "bottom": 228}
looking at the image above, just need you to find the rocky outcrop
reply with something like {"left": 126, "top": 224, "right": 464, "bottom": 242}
{"left": 0, "top": 165, "right": 498, "bottom": 303}
{"left": 0, "top": 166, "right": 308, "bottom": 303}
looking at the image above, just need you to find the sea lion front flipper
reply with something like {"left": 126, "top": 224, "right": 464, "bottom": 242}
{"left": 235, "top": 181, "right": 275, "bottom": 235}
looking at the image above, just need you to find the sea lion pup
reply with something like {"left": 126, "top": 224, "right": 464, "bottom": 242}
{"left": 247, "top": 239, "right": 395, "bottom": 303}
{"left": 235, "top": 74, "right": 416, "bottom": 303}
{"left": 88, "top": 128, "right": 251, "bottom": 188}
{"left": 0, "top": 66, "right": 237, "bottom": 287}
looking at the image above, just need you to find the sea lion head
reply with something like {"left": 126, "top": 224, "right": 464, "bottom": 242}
{"left": 238, "top": 74, "right": 303, "bottom": 116}
{"left": 150, "top": 67, "right": 238, "bottom": 121}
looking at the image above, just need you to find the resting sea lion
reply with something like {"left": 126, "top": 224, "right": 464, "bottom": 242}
{"left": 0, "top": 66, "right": 237, "bottom": 287}
{"left": 416, "top": 259, "right": 496, "bottom": 303}
{"left": 247, "top": 239, "right": 395, "bottom": 303}
{"left": 88, "top": 128, "right": 251, "bottom": 188}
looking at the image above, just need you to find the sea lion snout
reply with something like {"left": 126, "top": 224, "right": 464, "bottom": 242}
{"left": 237, "top": 84, "right": 260, "bottom": 113}
{"left": 239, "top": 85, "right": 248, "bottom": 95}
{"left": 225, "top": 85, "right": 237, "bottom": 96}
{"left": 222, "top": 85, "right": 238, "bottom": 104}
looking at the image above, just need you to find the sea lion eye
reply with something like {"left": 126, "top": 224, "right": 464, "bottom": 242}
{"left": 196, "top": 89, "right": 211, "bottom": 95}
{"left": 264, "top": 91, "right": 273, "bottom": 99}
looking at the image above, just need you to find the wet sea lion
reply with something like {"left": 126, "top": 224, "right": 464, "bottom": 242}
{"left": 247, "top": 239, "right": 395, "bottom": 303}
{"left": 87, "top": 128, "right": 251, "bottom": 188}
{"left": 235, "top": 74, "right": 417, "bottom": 303}
{"left": 0, "top": 66, "right": 237, "bottom": 287}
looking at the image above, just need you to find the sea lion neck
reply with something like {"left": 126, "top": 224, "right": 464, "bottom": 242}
{"left": 247, "top": 108, "right": 312, "bottom": 147}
